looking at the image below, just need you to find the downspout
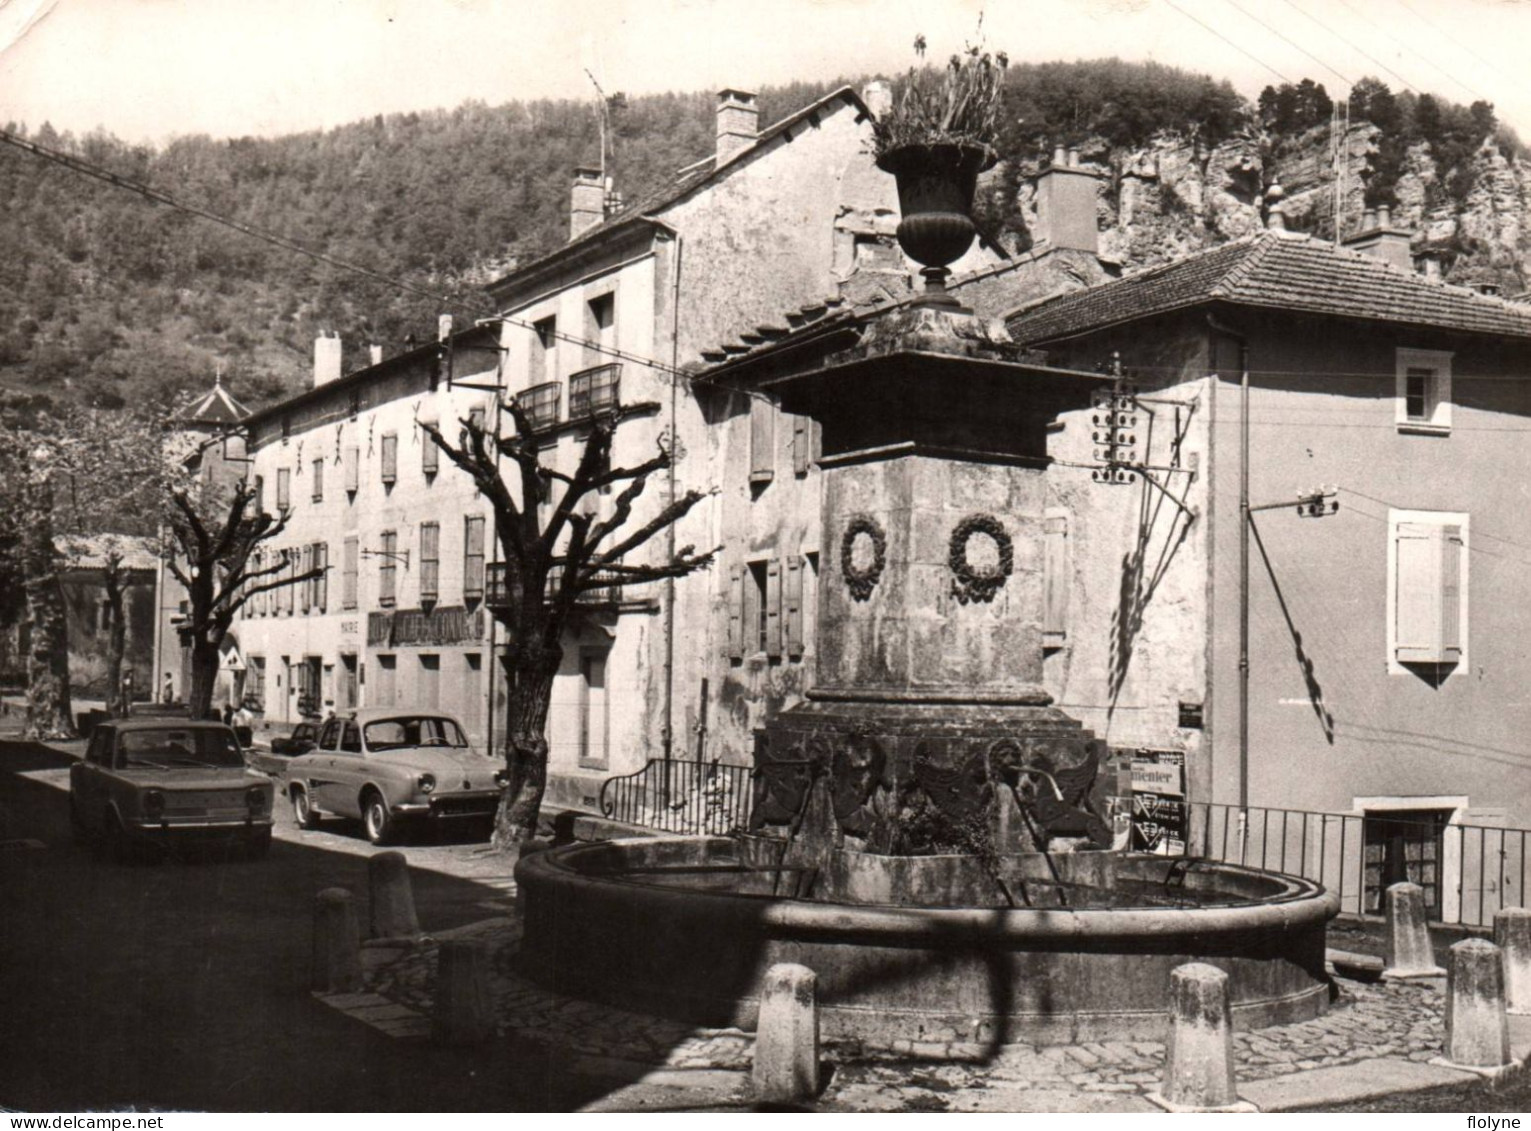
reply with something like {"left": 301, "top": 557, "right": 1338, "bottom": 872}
{"left": 485, "top": 336, "right": 507, "bottom": 759}
{"left": 1207, "top": 312, "right": 1251, "bottom": 823}
{"left": 661, "top": 234, "right": 684, "bottom": 765}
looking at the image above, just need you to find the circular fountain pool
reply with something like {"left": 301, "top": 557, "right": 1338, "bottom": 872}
{"left": 515, "top": 836, "right": 1339, "bottom": 1048}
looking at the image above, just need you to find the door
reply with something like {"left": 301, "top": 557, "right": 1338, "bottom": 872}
{"left": 578, "top": 650, "right": 608, "bottom": 769}
{"left": 338, "top": 654, "right": 358, "bottom": 711}
{"left": 1364, "top": 808, "right": 1449, "bottom": 915}
{"left": 418, "top": 654, "right": 440, "bottom": 710}
{"left": 373, "top": 655, "right": 396, "bottom": 708}
{"left": 311, "top": 719, "right": 353, "bottom": 815}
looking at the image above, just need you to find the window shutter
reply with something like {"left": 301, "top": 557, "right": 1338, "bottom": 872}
{"left": 299, "top": 545, "right": 312, "bottom": 613}
{"left": 792, "top": 415, "right": 810, "bottom": 477}
{"left": 343, "top": 537, "right": 358, "bottom": 610}
{"left": 1043, "top": 515, "right": 1069, "bottom": 643}
{"left": 749, "top": 398, "right": 775, "bottom": 483}
{"left": 380, "top": 434, "right": 397, "bottom": 484}
{"left": 1395, "top": 522, "right": 1463, "bottom": 663}
{"left": 312, "top": 458, "right": 324, "bottom": 501}
{"left": 726, "top": 565, "right": 744, "bottom": 659}
{"left": 316, "top": 542, "right": 328, "bottom": 613}
{"left": 421, "top": 422, "right": 439, "bottom": 474}
{"left": 344, "top": 446, "right": 359, "bottom": 493}
{"left": 785, "top": 555, "right": 804, "bottom": 657}
{"left": 765, "top": 559, "right": 783, "bottom": 658}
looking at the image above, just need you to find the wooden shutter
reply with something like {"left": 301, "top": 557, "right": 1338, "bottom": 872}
{"left": 343, "top": 537, "right": 358, "bottom": 610}
{"left": 749, "top": 398, "right": 775, "bottom": 483}
{"left": 785, "top": 555, "right": 805, "bottom": 658}
{"left": 299, "top": 545, "right": 312, "bottom": 613}
{"left": 316, "top": 543, "right": 328, "bottom": 613}
{"left": 726, "top": 565, "right": 744, "bottom": 659}
{"left": 380, "top": 434, "right": 397, "bottom": 484}
{"left": 792, "top": 415, "right": 810, "bottom": 477}
{"left": 765, "top": 559, "right": 783, "bottom": 658}
{"left": 344, "top": 446, "right": 359, "bottom": 493}
{"left": 1395, "top": 522, "right": 1463, "bottom": 663}
{"left": 421, "top": 422, "right": 439, "bottom": 474}
{"left": 1043, "top": 515, "right": 1069, "bottom": 644}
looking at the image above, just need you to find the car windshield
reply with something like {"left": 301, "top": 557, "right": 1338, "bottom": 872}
{"left": 364, "top": 716, "right": 468, "bottom": 751}
{"left": 118, "top": 728, "right": 244, "bottom": 769}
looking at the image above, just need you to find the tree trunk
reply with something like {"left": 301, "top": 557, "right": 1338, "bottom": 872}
{"left": 491, "top": 642, "right": 561, "bottom": 854}
{"left": 187, "top": 637, "right": 221, "bottom": 720}
{"left": 21, "top": 474, "right": 73, "bottom": 741}
{"left": 103, "top": 571, "right": 128, "bottom": 717}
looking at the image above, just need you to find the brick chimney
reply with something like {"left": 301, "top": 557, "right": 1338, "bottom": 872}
{"left": 1033, "top": 148, "right": 1101, "bottom": 255}
{"left": 313, "top": 333, "right": 342, "bottom": 388}
{"left": 368, "top": 344, "right": 383, "bottom": 366}
{"left": 716, "top": 88, "right": 759, "bottom": 163}
{"left": 1343, "top": 205, "right": 1414, "bottom": 272}
{"left": 861, "top": 80, "right": 892, "bottom": 122}
{"left": 570, "top": 166, "right": 605, "bottom": 240}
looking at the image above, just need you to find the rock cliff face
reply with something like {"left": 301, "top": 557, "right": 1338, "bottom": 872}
{"left": 1001, "top": 126, "right": 1531, "bottom": 293}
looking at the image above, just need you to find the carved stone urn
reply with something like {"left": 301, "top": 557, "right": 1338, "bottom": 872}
{"left": 875, "top": 142, "right": 996, "bottom": 305}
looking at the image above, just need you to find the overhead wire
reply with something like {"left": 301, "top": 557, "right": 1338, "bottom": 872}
{"left": 1160, "top": 0, "right": 1294, "bottom": 83}
{"left": 1219, "top": 0, "right": 1354, "bottom": 88}
{"left": 1331, "top": 0, "right": 1485, "bottom": 101}
{"left": 1274, "top": 0, "right": 1420, "bottom": 95}
{"left": 1391, "top": 0, "right": 1516, "bottom": 89}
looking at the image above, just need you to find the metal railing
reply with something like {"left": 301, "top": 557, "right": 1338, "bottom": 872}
{"left": 1130, "top": 798, "right": 1531, "bottom": 929}
{"left": 599, "top": 759, "right": 753, "bottom": 836}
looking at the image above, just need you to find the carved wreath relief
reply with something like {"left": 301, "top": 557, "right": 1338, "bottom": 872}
{"left": 840, "top": 514, "right": 887, "bottom": 601}
{"left": 949, "top": 513, "right": 1013, "bottom": 604}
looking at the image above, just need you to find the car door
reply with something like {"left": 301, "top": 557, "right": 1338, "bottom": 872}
{"left": 71, "top": 728, "right": 113, "bottom": 819}
{"left": 309, "top": 720, "right": 349, "bottom": 815}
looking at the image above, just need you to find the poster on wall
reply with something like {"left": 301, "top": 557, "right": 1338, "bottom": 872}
{"left": 1130, "top": 749, "right": 1187, "bottom": 855}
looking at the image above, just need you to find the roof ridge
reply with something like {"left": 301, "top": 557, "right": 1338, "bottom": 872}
{"left": 1210, "top": 231, "right": 1280, "bottom": 296}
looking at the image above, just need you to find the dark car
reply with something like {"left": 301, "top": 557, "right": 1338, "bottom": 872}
{"left": 249, "top": 721, "right": 320, "bottom": 776}
{"left": 70, "top": 719, "right": 275, "bottom": 860}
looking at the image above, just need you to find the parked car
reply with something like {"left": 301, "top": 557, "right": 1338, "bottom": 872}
{"left": 283, "top": 709, "right": 504, "bottom": 845}
{"left": 69, "top": 719, "right": 275, "bottom": 860}
{"left": 248, "top": 721, "right": 320, "bottom": 776}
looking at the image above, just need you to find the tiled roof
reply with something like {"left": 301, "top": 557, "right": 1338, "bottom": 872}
{"left": 1005, "top": 232, "right": 1531, "bottom": 344}
{"left": 58, "top": 533, "right": 160, "bottom": 572}
{"left": 179, "top": 378, "right": 250, "bottom": 425}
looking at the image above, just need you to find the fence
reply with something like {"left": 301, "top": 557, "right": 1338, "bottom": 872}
{"left": 599, "top": 759, "right": 754, "bottom": 836}
{"left": 1132, "top": 798, "right": 1531, "bottom": 929}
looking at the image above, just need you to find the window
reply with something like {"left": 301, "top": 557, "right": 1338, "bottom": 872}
{"left": 344, "top": 446, "right": 359, "bottom": 494}
{"left": 419, "top": 522, "right": 440, "bottom": 602}
{"left": 380, "top": 433, "right": 398, "bottom": 485}
{"left": 421, "top": 421, "right": 439, "bottom": 475}
{"left": 578, "top": 649, "right": 609, "bottom": 769}
{"left": 246, "top": 657, "right": 265, "bottom": 707}
{"left": 1389, "top": 509, "right": 1468, "bottom": 671}
{"left": 280, "top": 550, "right": 296, "bottom": 615}
{"left": 312, "top": 541, "right": 328, "bottom": 612}
{"left": 531, "top": 315, "right": 557, "bottom": 384}
{"left": 311, "top": 458, "right": 324, "bottom": 502}
{"left": 1396, "top": 348, "right": 1453, "bottom": 433}
{"left": 1363, "top": 808, "right": 1449, "bottom": 914}
{"left": 585, "top": 293, "right": 615, "bottom": 365}
{"left": 379, "top": 530, "right": 397, "bottom": 607}
{"left": 750, "top": 397, "right": 775, "bottom": 485}
{"left": 569, "top": 363, "right": 621, "bottom": 419}
{"left": 342, "top": 537, "right": 358, "bottom": 610}
{"left": 463, "top": 515, "right": 486, "bottom": 600}
{"left": 276, "top": 467, "right": 291, "bottom": 514}
{"left": 519, "top": 382, "right": 561, "bottom": 431}
{"left": 469, "top": 405, "right": 487, "bottom": 434}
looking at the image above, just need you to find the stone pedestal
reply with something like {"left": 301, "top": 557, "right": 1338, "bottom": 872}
{"left": 753, "top": 963, "right": 820, "bottom": 1104}
{"left": 1383, "top": 882, "right": 1445, "bottom": 979}
{"left": 1436, "top": 938, "right": 1513, "bottom": 1073}
{"left": 434, "top": 938, "right": 494, "bottom": 1045}
{"left": 369, "top": 850, "right": 421, "bottom": 940}
{"left": 1493, "top": 907, "right": 1531, "bottom": 1015}
{"left": 312, "top": 887, "right": 362, "bottom": 993}
{"left": 1150, "top": 962, "right": 1254, "bottom": 1112}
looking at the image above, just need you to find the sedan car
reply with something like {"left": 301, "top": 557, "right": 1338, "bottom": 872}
{"left": 283, "top": 709, "right": 505, "bottom": 845}
{"left": 70, "top": 719, "right": 275, "bottom": 860}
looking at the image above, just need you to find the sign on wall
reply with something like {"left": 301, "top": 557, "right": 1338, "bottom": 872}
{"left": 1129, "top": 748, "right": 1187, "bottom": 855}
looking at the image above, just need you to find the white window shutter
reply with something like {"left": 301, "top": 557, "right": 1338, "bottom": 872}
{"left": 726, "top": 566, "right": 744, "bottom": 660}
{"left": 749, "top": 398, "right": 775, "bottom": 483}
{"left": 1395, "top": 522, "right": 1463, "bottom": 663}
{"left": 344, "top": 446, "right": 359, "bottom": 493}
{"left": 765, "top": 559, "right": 783, "bottom": 658}
{"left": 786, "top": 555, "right": 804, "bottom": 657}
{"left": 1043, "top": 514, "right": 1069, "bottom": 643}
{"left": 1440, "top": 524, "right": 1463, "bottom": 660}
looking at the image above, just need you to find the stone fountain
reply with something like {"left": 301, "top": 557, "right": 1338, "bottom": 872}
{"left": 515, "top": 166, "right": 1337, "bottom": 1051}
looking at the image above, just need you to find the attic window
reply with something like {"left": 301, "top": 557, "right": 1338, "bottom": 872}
{"left": 1396, "top": 348, "right": 1452, "bottom": 434}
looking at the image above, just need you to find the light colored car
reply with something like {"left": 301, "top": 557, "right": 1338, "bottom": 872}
{"left": 283, "top": 709, "right": 505, "bottom": 845}
{"left": 70, "top": 719, "right": 275, "bottom": 859}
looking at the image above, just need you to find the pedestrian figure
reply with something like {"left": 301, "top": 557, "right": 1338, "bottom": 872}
{"left": 162, "top": 672, "right": 175, "bottom": 704}
{"left": 222, "top": 703, "right": 235, "bottom": 726}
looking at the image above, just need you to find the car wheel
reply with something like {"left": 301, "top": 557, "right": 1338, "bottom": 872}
{"left": 362, "top": 790, "right": 394, "bottom": 846}
{"left": 292, "top": 786, "right": 321, "bottom": 830}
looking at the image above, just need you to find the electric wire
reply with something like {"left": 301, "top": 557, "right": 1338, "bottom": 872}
{"left": 1160, "top": 0, "right": 1294, "bottom": 83}
{"left": 1331, "top": 0, "right": 1486, "bottom": 101}
{"left": 1219, "top": 0, "right": 1354, "bottom": 88}
{"left": 1275, "top": 0, "right": 1420, "bottom": 95}
{"left": 1391, "top": 0, "right": 1516, "bottom": 88}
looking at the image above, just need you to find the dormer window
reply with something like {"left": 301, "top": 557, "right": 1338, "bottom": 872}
{"left": 1396, "top": 348, "right": 1452, "bottom": 434}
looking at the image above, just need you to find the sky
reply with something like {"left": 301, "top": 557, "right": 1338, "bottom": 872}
{"left": 1, "top": 0, "right": 1531, "bottom": 146}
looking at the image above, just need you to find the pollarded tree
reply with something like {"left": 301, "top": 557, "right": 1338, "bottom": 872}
{"left": 420, "top": 402, "right": 714, "bottom": 854}
{"left": 164, "top": 472, "right": 325, "bottom": 719}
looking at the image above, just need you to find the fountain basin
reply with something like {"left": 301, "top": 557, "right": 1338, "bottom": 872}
{"left": 516, "top": 836, "right": 1339, "bottom": 1048}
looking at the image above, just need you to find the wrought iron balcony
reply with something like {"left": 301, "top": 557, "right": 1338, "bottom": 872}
{"left": 568, "top": 363, "right": 621, "bottom": 421}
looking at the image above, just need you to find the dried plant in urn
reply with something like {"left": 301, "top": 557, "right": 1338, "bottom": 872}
{"left": 872, "top": 35, "right": 1009, "bottom": 304}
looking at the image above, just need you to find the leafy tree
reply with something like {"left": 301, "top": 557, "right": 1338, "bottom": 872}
{"left": 419, "top": 405, "right": 715, "bottom": 854}
{"left": 164, "top": 471, "right": 325, "bottom": 718}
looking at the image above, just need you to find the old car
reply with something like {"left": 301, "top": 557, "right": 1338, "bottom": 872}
{"left": 248, "top": 720, "right": 320, "bottom": 776}
{"left": 283, "top": 709, "right": 504, "bottom": 845}
{"left": 69, "top": 719, "right": 275, "bottom": 859}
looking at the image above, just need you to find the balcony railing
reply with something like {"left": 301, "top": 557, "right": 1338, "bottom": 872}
{"left": 568, "top": 363, "right": 621, "bottom": 420}
{"left": 486, "top": 562, "right": 622, "bottom": 610}
{"left": 517, "top": 381, "right": 561, "bottom": 431}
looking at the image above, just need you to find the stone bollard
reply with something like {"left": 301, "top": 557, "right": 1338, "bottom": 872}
{"left": 1152, "top": 963, "right": 1252, "bottom": 1112}
{"left": 1494, "top": 907, "right": 1531, "bottom": 1015}
{"left": 1383, "top": 882, "right": 1445, "bottom": 979}
{"left": 1442, "top": 938, "right": 1511, "bottom": 1070}
{"left": 752, "top": 963, "right": 819, "bottom": 1105}
{"left": 369, "top": 850, "right": 421, "bottom": 939}
{"left": 434, "top": 938, "right": 494, "bottom": 1045}
{"left": 313, "top": 887, "right": 362, "bottom": 993}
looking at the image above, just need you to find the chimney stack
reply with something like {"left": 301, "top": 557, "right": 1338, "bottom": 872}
{"left": 861, "top": 80, "right": 892, "bottom": 122}
{"left": 716, "top": 88, "right": 759, "bottom": 164}
{"left": 369, "top": 344, "right": 383, "bottom": 366}
{"left": 437, "top": 314, "right": 454, "bottom": 342}
{"left": 1343, "top": 205, "right": 1414, "bottom": 272}
{"left": 569, "top": 166, "right": 605, "bottom": 240}
{"left": 314, "top": 333, "right": 342, "bottom": 388}
{"left": 1033, "top": 148, "right": 1101, "bottom": 255}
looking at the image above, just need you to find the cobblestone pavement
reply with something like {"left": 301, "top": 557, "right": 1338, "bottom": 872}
{"left": 343, "top": 902, "right": 1454, "bottom": 1111}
